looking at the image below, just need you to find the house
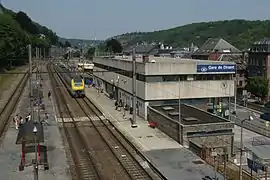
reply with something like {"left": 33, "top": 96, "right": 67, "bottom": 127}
{"left": 192, "top": 38, "right": 247, "bottom": 92}
{"left": 123, "top": 43, "right": 195, "bottom": 59}
{"left": 248, "top": 37, "right": 270, "bottom": 77}
{"left": 219, "top": 54, "right": 247, "bottom": 92}
{"left": 191, "top": 38, "right": 241, "bottom": 60}
{"left": 248, "top": 37, "right": 270, "bottom": 98}
{"left": 123, "top": 44, "right": 157, "bottom": 56}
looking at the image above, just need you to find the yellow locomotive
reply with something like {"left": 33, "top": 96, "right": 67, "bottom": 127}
{"left": 59, "top": 65, "right": 85, "bottom": 98}
{"left": 70, "top": 76, "right": 85, "bottom": 97}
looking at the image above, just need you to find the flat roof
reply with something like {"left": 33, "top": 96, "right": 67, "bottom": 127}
{"left": 145, "top": 148, "right": 224, "bottom": 180}
{"left": 109, "top": 55, "right": 235, "bottom": 65}
{"left": 246, "top": 136, "right": 270, "bottom": 160}
{"left": 153, "top": 104, "right": 229, "bottom": 125}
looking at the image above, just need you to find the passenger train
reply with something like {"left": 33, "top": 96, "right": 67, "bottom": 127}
{"left": 77, "top": 63, "right": 94, "bottom": 73}
{"left": 59, "top": 66, "right": 85, "bottom": 98}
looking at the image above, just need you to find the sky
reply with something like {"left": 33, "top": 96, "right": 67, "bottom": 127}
{"left": 2, "top": 0, "right": 270, "bottom": 40}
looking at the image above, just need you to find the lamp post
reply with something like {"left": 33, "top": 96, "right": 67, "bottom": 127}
{"left": 111, "top": 79, "right": 115, "bottom": 99}
{"left": 122, "top": 80, "right": 127, "bottom": 118}
{"left": 239, "top": 115, "right": 253, "bottom": 180}
{"left": 211, "top": 149, "right": 218, "bottom": 179}
{"left": 33, "top": 125, "right": 38, "bottom": 180}
{"left": 116, "top": 76, "right": 120, "bottom": 101}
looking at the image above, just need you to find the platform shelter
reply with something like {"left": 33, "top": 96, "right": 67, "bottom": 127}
{"left": 15, "top": 121, "right": 48, "bottom": 171}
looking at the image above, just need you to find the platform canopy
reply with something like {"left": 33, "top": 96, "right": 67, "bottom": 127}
{"left": 16, "top": 121, "right": 44, "bottom": 144}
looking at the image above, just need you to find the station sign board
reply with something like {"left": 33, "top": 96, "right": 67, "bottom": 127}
{"left": 197, "top": 64, "right": 236, "bottom": 73}
{"left": 247, "top": 158, "right": 267, "bottom": 172}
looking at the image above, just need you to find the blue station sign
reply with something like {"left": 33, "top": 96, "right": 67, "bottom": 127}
{"left": 247, "top": 158, "right": 267, "bottom": 172}
{"left": 197, "top": 64, "right": 236, "bottom": 73}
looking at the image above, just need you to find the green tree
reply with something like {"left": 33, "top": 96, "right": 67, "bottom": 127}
{"left": 247, "top": 76, "right": 269, "bottom": 99}
{"left": 0, "top": 4, "right": 59, "bottom": 69}
{"left": 0, "top": 14, "right": 29, "bottom": 68}
{"left": 106, "top": 38, "right": 123, "bottom": 53}
{"left": 114, "top": 19, "right": 270, "bottom": 49}
{"left": 58, "top": 41, "right": 64, "bottom": 47}
{"left": 15, "top": 11, "right": 39, "bottom": 34}
{"left": 86, "top": 47, "right": 95, "bottom": 59}
{"left": 73, "top": 51, "right": 80, "bottom": 58}
{"left": 64, "top": 40, "right": 71, "bottom": 47}
{"left": 97, "top": 43, "right": 107, "bottom": 52}
{"left": 38, "top": 26, "right": 58, "bottom": 45}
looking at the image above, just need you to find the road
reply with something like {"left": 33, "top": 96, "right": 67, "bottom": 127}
{"left": 229, "top": 103, "right": 270, "bottom": 137}
{"left": 230, "top": 104, "right": 270, "bottom": 176}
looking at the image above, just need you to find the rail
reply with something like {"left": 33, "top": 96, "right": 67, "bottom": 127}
{"left": 77, "top": 97, "right": 155, "bottom": 180}
{"left": 82, "top": 96, "right": 168, "bottom": 180}
{"left": 54, "top": 63, "right": 157, "bottom": 180}
{"left": 0, "top": 71, "right": 29, "bottom": 137}
{"left": 48, "top": 64, "right": 101, "bottom": 180}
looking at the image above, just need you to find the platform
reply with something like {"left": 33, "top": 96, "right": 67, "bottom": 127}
{"left": 0, "top": 63, "right": 71, "bottom": 179}
{"left": 85, "top": 87, "right": 224, "bottom": 180}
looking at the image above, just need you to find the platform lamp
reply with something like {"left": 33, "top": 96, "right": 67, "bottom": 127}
{"left": 116, "top": 76, "right": 120, "bottom": 101}
{"left": 239, "top": 115, "right": 253, "bottom": 180}
{"left": 211, "top": 149, "right": 218, "bottom": 179}
{"left": 33, "top": 125, "right": 38, "bottom": 180}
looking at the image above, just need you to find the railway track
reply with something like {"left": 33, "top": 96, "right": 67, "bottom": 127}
{"left": 0, "top": 71, "right": 29, "bottom": 138}
{"left": 49, "top": 63, "right": 162, "bottom": 180}
{"left": 48, "top": 65, "right": 100, "bottom": 180}
{"left": 76, "top": 97, "right": 155, "bottom": 180}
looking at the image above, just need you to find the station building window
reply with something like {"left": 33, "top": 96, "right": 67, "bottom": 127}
{"left": 94, "top": 63, "right": 233, "bottom": 83}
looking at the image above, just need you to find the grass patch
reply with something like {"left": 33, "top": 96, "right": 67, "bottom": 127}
{"left": 0, "top": 66, "right": 27, "bottom": 93}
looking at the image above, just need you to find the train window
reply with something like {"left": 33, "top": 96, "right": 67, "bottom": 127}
{"left": 74, "top": 82, "right": 83, "bottom": 86}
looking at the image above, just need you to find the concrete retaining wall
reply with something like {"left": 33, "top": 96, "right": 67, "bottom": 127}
{"left": 147, "top": 104, "right": 235, "bottom": 154}
{"left": 147, "top": 106, "right": 180, "bottom": 142}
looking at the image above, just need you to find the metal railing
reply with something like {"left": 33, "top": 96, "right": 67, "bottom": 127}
{"left": 204, "top": 155, "right": 259, "bottom": 180}
{"left": 231, "top": 116, "right": 270, "bottom": 137}
{"left": 236, "top": 98, "right": 270, "bottom": 112}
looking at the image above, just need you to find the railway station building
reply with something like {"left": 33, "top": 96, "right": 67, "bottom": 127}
{"left": 92, "top": 55, "right": 236, "bottom": 158}
{"left": 92, "top": 55, "right": 236, "bottom": 120}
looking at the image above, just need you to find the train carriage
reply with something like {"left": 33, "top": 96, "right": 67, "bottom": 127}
{"left": 83, "top": 63, "right": 94, "bottom": 73}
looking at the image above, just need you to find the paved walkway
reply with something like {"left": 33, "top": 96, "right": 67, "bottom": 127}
{"left": 0, "top": 63, "right": 71, "bottom": 180}
{"left": 85, "top": 87, "right": 224, "bottom": 180}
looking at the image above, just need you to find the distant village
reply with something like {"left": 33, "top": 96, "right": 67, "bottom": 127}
{"left": 121, "top": 37, "right": 270, "bottom": 98}
{"left": 51, "top": 36, "right": 270, "bottom": 98}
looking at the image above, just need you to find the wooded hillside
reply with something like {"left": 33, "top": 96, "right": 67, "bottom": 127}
{"left": 114, "top": 20, "right": 270, "bottom": 49}
{"left": 0, "top": 4, "right": 59, "bottom": 69}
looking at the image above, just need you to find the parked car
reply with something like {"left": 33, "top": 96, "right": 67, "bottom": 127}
{"left": 260, "top": 112, "right": 270, "bottom": 121}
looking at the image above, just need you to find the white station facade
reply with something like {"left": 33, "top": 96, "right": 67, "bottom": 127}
{"left": 93, "top": 56, "right": 236, "bottom": 119}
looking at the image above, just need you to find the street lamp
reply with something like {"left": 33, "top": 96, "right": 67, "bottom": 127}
{"left": 211, "top": 150, "right": 218, "bottom": 179}
{"left": 116, "top": 76, "right": 120, "bottom": 101}
{"left": 33, "top": 125, "right": 38, "bottom": 180}
{"left": 239, "top": 115, "right": 253, "bottom": 180}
